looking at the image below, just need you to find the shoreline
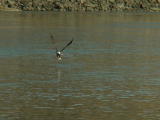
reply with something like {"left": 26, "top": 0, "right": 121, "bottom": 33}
{"left": 0, "top": 0, "right": 160, "bottom": 12}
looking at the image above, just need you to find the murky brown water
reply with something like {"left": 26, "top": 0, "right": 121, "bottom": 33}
{"left": 0, "top": 12, "right": 160, "bottom": 120}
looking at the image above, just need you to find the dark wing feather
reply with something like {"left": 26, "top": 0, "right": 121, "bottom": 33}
{"left": 50, "top": 34, "right": 55, "bottom": 44}
{"left": 60, "top": 38, "right": 73, "bottom": 52}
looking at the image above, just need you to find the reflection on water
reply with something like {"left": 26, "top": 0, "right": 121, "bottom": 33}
{"left": 0, "top": 12, "right": 160, "bottom": 120}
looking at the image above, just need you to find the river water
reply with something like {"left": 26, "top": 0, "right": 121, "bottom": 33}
{"left": 0, "top": 12, "right": 160, "bottom": 120}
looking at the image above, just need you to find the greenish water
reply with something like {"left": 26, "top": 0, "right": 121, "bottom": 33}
{"left": 0, "top": 12, "right": 160, "bottom": 120}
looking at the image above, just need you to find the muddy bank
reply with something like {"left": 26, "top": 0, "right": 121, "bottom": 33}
{"left": 1, "top": 0, "right": 160, "bottom": 12}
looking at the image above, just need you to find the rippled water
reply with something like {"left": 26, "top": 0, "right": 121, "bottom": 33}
{"left": 0, "top": 12, "right": 160, "bottom": 120}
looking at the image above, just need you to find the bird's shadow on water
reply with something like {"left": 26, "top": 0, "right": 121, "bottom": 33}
{"left": 54, "top": 62, "right": 73, "bottom": 106}
{"left": 57, "top": 67, "right": 62, "bottom": 83}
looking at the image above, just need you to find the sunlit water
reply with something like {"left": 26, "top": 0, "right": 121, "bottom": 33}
{"left": 0, "top": 12, "right": 160, "bottom": 120}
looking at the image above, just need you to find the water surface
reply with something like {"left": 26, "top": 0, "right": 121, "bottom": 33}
{"left": 0, "top": 12, "right": 160, "bottom": 120}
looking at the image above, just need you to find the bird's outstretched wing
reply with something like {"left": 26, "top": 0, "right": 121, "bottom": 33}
{"left": 56, "top": 48, "right": 58, "bottom": 53}
{"left": 60, "top": 38, "right": 73, "bottom": 52}
{"left": 50, "top": 34, "right": 55, "bottom": 44}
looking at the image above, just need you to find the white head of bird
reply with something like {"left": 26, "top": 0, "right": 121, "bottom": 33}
{"left": 55, "top": 38, "right": 73, "bottom": 61}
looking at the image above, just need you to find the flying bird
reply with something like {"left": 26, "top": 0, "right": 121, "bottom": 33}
{"left": 56, "top": 38, "right": 73, "bottom": 60}
{"left": 49, "top": 34, "right": 73, "bottom": 60}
